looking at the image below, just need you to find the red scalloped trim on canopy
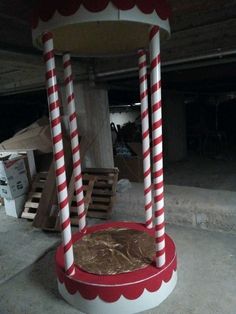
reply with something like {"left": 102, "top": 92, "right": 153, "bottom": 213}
{"left": 31, "top": 0, "right": 171, "bottom": 29}
{"left": 55, "top": 222, "right": 177, "bottom": 303}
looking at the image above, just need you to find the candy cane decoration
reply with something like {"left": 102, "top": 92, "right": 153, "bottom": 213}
{"left": 138, "top": 50, "right": 153, "bottom": 229}
{"left": 42, "top": 32, "right": 75, "bottom": 276}
{"left": 149, "top": 26, "right": 166, "bottom": 268}
{"left": 63, "top": 53, "right": 86, "bottom": 233}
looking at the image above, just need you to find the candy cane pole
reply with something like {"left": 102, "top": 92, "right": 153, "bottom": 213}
{"left": 42, "top": 32, "right": 75, "bottom": 276}
{"left": 63, "top": 53, "right": 86, "bottom": 233}
{"left": 149, "top": 26, "right": 166, "bottom": 268}
{"left": 138, "top": 50, "right": 153, "bottom": 229}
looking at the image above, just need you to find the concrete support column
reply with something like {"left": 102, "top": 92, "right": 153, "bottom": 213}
{"left": 163, "top": 92, "right": 187, "bottom": 162}
{"left": 61, "top": 83, "right": 114, "bottom": 168}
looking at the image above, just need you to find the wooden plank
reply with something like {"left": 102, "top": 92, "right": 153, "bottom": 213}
{"left": 89, "top": 204, "right": 110, "bottom": 211}
{"left": 21, "top": 211, "right": 37, "bottom": 220}
{"left": 33, "top": 162, "right": 56, "bottom": 228}
{"left": 87, "top": 210, "right": 111, "bottom": 219}
{"left": 21, "top": 172, "right": 47, "bottom": 221}
{"left": 83, "top": 167, "right": 119, "bottom": 174}
{"left": 91, "top": 196, "right": 110, "bottom": 203}
{"left": 92, "top": 189, "right": 113, "bottom": 196}
{"left": 93, "top": 182, "right": 113, "bottom": 189}
{"left": 24, "top": 202, "right": 39, "bottom": 209}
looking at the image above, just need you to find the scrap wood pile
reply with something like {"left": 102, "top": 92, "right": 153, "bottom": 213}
{"left": 21, "top": 166, "right": 119, "bottom": 231}
{"left": 0, "top": 116, "right": 119, "bottom": 228}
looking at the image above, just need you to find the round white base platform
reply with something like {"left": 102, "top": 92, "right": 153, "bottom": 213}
{"left": 56, "top": 222, "right": 177, "bottom": 314}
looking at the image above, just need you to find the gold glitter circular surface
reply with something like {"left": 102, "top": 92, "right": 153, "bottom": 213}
{"left": 73, "top": 228, "right": 155, "bottom": 275}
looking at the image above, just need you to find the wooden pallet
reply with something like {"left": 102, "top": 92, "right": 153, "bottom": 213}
{"left": 27, "top": 167, "right": 118, "bottom": 230}
{"left": 69, "top": 175, "right": 96, "bottom": 226}
{"left": 21, "top": 172, "right": 48, "bottom": 220}
{"left": 84, "top": 168, "right": 119, "bottom": 219}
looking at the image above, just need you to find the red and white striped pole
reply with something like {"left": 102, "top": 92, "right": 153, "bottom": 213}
{"left": 138, "top": 50, "right": 153, "bottom": 229}
{"left": 63, "top": 53, "right": 86, "bottom": 233}
{"left": 149, "top": 26, "right": 166, "bottom": 268}
{"left": 42, "top": 32, "right": 75, "bottom": 276}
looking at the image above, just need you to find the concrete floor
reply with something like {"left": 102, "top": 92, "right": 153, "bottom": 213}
{"left": 0, "top": 206, "right": 236, "bottom": 314}
{"left": 114, "top": 183, "right": 236, "bottom": 234}
{"left": 165, "top": 156, "right": 236, "bottom": 192}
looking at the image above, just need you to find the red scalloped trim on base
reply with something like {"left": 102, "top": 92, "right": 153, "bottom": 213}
{"left": 56, "top": 222, "right": 177, "bottom": 303}
{"left": 31, "top": 0, "right": 171, "bottom": 29}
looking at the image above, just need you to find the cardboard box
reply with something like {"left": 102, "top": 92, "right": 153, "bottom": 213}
{"left": 114, "top": 155, "right": 143, "bottom": 182}
{"left": 0, "top": 125, "right": 52, "bottom": 154}
{"left": 114, "top": 142, "right": 143, "bottom": 182}
{"left": 0, "top": 155, "right": 29, "bottom": 200}
{"left": 4, "top": 194, "right": 26, "bottom": 218}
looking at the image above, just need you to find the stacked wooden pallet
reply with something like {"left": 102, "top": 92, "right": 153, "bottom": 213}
{"left": 21, "top": 166, "right": 118, "bottom": 231}
{"left": 21, "top": 172, "right": 48, "bottom": 220}
{"left": 84, "top": 168, "right": 119, "bottom": 219}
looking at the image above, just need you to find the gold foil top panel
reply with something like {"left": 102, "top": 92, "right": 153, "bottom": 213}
{"left": 73, "top": 228, "right": 155, "bottom": 275}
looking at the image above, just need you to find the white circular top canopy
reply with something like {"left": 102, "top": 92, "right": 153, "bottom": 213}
{"left": 32, "top": 0, "right": 171, "bottom": 56}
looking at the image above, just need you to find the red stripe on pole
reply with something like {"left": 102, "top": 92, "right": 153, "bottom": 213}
{"left": 151, "top": 81, "right": 161, "bottom": 94}
{"left": 65, "top": 75, "right": 73, "bottom": 86}
{"left": 153, "top": 168, "right": 163, "bottom": 178}
{"left": 61, "top": 217, "right": 71, "bottom": 231}
{"left": 156, "top": 234, "right": 165, "bottom": 243}
{"left": 145, "top": 201, "right": 153, "bottom": 211}
{"left": 138, "top": 50, "right": 146, "bottom": 57}
{"left": 72, "top": 145, "right": 80, "bottom": 155}
{"left": 64, "top": 240, "right": 73, "bottom": 254}
{"left": 153, "top": 135, "right": 163, "bottom": 146}
{"left": 153, "top": 119, "right": 162, "bottom": 130}
{"left": 59, "top": 197, "right": 69, "bottom": 210}
{"left": 155, "top": 207, "right": 165, "bottom": 217}
{"left": 144, "top": 185, "right": 152, "bottom": 195}
{"left": 43, "top": 51, "right": 54, "bottom": 63}
{"left": 152, "top": 100, "right": 162, "bottom": 113}
{"left": 75, "top": 174, "right": 82, "bottom": 182}
{"left": 139, "top": 60, "right": 147, "bottom": 69}
{"left": 53, "top": 133, "right": 63, "bottom": 144}
{"left": 146, "top": 217, "right": 153, "bottom": 227}
{"left": 150, "top": 54, "right": 161, "bottom": 70}
{"left": 63, "top": 59, "right": 71, "bottom": 69}
{"left": 69, "top": 112, "right": 77, "bottom": 122}
{"left": 153, "top": 152, "right": 163, "bottom": 163}
{"left": 141, "top": 109, "right": 148, "bottom": 120}
{"left": 75, "top": 186, "right": 83, "bottom": 195}
{"left": 54, "top": 150, "right": 64, "bottom": 161}
{"left": 143, "top": 147, "right": 151, "bottom": 159}
{"left": 154, "top": 192, "right": 164, "bottom": 203}
{"left": 140, "top": 90, "right": 148, "bottom": 100}
{"left": 156, "top": 248, "right": 165, "bottom": 258}
{"left": 65, "top": 264, "right": 75, "bottom": 276}
{"left": 51, "top": 116, "right": 61, "bottom": 128}
{"left": 73, "top": 159, "right": 81, "bottom": 169}
{"left": 144, "top": 168, "right": 151, "bottom": 178}
{"left": 49, "top": 100, "right": 60, "bottom": 111}
{"left": 68, "top": 93, "right": 75, "bottom": 104}
{"left": 154, "top": 181, "right": 164, "bottom": 190}
{"left": 139, "top": 74, "right": 147, "bottom": 85}
{"left": 58, "top": 180, "right": 67, "bottom": 192}
{"left": 48, "top": 84, "right": 59, "bottom": 96}
{"left": 78, "top": 211, "right": 86, "bottom": 219}
{"left": 76, "top": 200, "right": 86, "bottom": 209}
{"left": 149, "top": 26, "right": 159, "bottom": 40}
{"left": 42, "top": 32, "right": 53, "bottom": 42}
{"left": 155, "top": 222, "right": 165, "bottom": 231}
{"left": 70, "top": 129, "right": 79, "bottom": 140}
{"left": 56, "top": 164, "right": 65, "bottom": 177}
{"left": 46, "top": 69, "right": 56, "bottom": 80}
{"left": 142, "top": 129, "right": 149, "bottom": 140}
